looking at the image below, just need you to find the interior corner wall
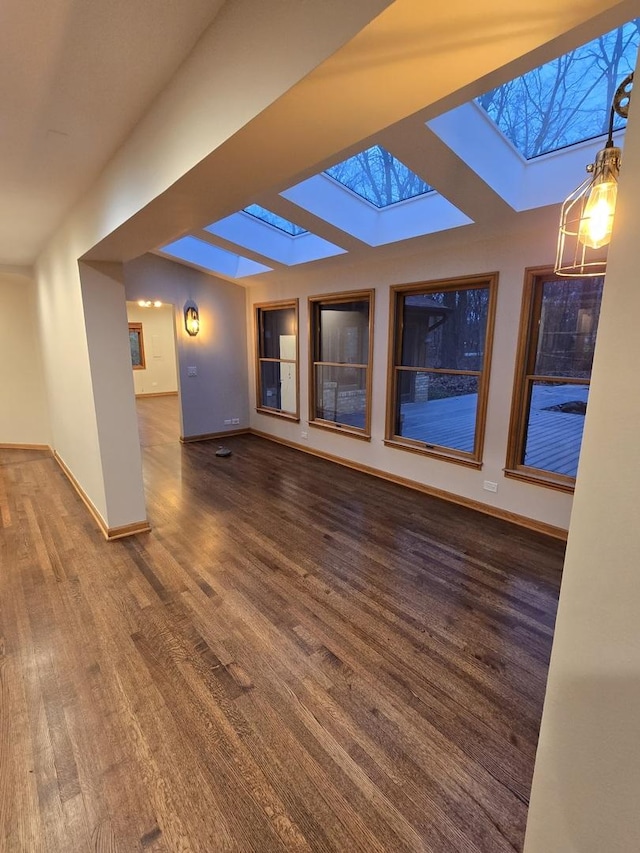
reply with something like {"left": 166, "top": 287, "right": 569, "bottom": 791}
{"left": 523, "top": 97, "right": 640, "bottom": 852}
{"left": 35, "top": 246, "right": 108, "bottom": 521}
{"left": 123, "top": 254, "right": 249, "bottom": 438}
{"left": 126, "top": 303, "right": 178, "bottom": 396}
{"left": 0, "top": 269, "right": 50, "bottom": 445}
{"left": 246, "top": 207, "right": 574, "bottom": 532}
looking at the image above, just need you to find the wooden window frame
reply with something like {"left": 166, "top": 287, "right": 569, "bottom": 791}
{"left": 308, "top": 289, "right": 375, "bottom": 441}
{"left": 505, "top": 265, "right": 602, "bottom": 493}
{"left": 254, "top": 299, "right": 300, "bottom": 421}
{"left": 385, "top": 273, "right": 498, "bottom": 469}
{"left": 128, "top": 322, "right": 146, "bottom": 370}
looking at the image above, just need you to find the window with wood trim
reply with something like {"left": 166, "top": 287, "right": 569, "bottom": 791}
{"left": 254, "top": 300, "right": 299, "bottom": 419}
{"left": 386, "top": 274, "right": 497, "bottom": 467}
{"left": 506, "top": 268, "right": 603, "bottom": 490}
{"left": 309, "top": 290, "right": 374, "bottom": 438}
{"left": 128, "top": 323, "right": 145, "bottom": 370}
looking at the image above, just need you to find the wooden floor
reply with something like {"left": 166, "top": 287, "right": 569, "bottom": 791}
{"left": 0, "top": 400, "right": 565, "bottom": 852}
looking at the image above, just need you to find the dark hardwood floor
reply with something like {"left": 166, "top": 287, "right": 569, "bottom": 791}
{"left": 0, "top": 401, "right": 564, "bottom": 852}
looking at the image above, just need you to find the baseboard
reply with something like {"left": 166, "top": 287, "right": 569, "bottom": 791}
{"left": 53, "top": 451, "right": 151, "bottom": 541}
{"left": 135, "top": 391, "right": 178, "bottom": 398}
{"left": 0, "top": 443, "right": 52, "bottom": 452}
{"left": 250, "top": 429, "right": 568, "bottom": 542}
{"left": 104, "top": 520, "right": 152, "bottom": 541}
{"left": 180, "top": 428, "right": 250, "bottom": 443}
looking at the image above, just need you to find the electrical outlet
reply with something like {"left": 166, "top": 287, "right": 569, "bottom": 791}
{"left": 231, "top": 418, "right": 240, "bottom": 425}
{"left": 483, "top": 480, "right": 498, "bottom": 493}
{"left": 187, "top": 366, "right": 197, "bottom": 377}
{"left": 301, "top": 430, "right": 308, "bottom": 440}
{"left": 223, "top": 419, "right": 232, "bottom": 425}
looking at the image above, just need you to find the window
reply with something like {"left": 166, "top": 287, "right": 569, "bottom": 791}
{"left": 506, "top": 268, "right": 603, "bottom": 490}
{"left": 128, "top": 323, "right": 145, "bottom": 370}
{"left": 254, "top": 300, "right": 299, "bottom": 419}
{"left": 386, "top": 274, "right": 497, "bottom": 466}
{"left": 325, "top": 146, "right": 431, "bottom": 207}
{"left": 477, "top": 21, "right": 638, "bottom": 158}
{"left": 243, "top": 204, "right": 308, "bottom": 236}
{"left": 309, "top": 290, "right": 374, "bottom": 438}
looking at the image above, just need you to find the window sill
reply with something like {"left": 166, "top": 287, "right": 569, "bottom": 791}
{"left": 504, "top": 467, "right": 575, "bottom": 493}
{"left": 383, "top": 438, "right": 482, "bottom": 469}
{"left": 256, "top": 407, "right": 299, "bottom": 422}
{"left": 309, "top": 419, "right": 371, "bottom": 442}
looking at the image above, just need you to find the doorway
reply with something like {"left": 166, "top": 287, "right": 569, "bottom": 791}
{"left": 126, "top": 300, "right": 181, "bottom": 448}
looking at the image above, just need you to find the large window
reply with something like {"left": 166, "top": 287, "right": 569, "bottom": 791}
{"left": 386, "top": 275, "right": 497, "bottom": 466}
{"left": 255, "top": 300, "right": 299, "bottom": 420}
{"left": 309, "top": 290, "right": 374, "bottom": 438}
{"left": 506, "top": 268, "right": 603, "bottom": 490}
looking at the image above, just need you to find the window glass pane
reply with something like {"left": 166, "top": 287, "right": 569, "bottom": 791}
{"left": 317, "top": 300, "right": 369, "bottom": 364}
{"left": 535, "top": 278, "right": 603, "bottom": 377}
{"left": 261, "top": 308, "right": 296, "bottom": 359}
{"left": 401, "top": 288, "right": 488, "bottom": 370}
{"left": 314, "top": 365, "right": 367, "bottom": 429}
{"left": 129, "top": 330, "right": 142, "bottom": 367}
{"left": 395, "top": 371, "right": 478, "bottom": 453}
{"left": 244, "top": 204, "right": 307, "bottom": 236}
{"left": 477, "top": 22, "right": 638, "bottom": 159}
{"left": 523, "top": 381, "right": 589, "bottom": 477}
{"left": 325, "top": 145, "right": 432, "bottom": 207}
{"left": 260, "top": 361, "right": 297, "bottom": 414}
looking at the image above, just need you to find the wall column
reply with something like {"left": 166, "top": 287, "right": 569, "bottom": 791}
{"left": 79, "top": 261, "right": 148, "bottom": 534}
{"left": 524, "top": 100, "right": 640, "bottom": 850}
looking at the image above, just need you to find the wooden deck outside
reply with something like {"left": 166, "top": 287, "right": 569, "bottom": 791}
{"left": 400, "top": 384, "right": 588, "bottom": 476}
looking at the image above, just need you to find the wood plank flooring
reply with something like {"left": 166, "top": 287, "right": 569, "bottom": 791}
{"left": 0, "top": 408, "right": 564, "bottom": 852}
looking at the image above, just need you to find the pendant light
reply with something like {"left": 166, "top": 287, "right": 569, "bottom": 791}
{"left": 555, "top": 72, "right": 633, "bottom": 277}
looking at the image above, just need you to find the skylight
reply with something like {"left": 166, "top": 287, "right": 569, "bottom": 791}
{"left": 243, "top": 204, "right": 307, "bottom": 236}
{"left": 324, "top": 145, "right": 432, "bottom": 207}
{"left": 477, "top": 21, "right": 639, "bottom": 159}
{"left": 159, "top": 236, "right": 272, "bottom": 278}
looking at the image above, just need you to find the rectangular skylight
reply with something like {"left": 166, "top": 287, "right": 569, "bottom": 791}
{"left": 160, "top": 236, "right": 272, "bottom": 278}
{"left": 243, "top": 204, "right": 307, "bottom": 236}
{"left": 477, "top": 21, "right": 639, "bottom": 159}
{"left": 324, "top": 145, "right": 432, "bottom": 207}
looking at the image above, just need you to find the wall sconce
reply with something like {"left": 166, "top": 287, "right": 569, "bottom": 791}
{"left": 184, "top": 301, "right": 200, "bottom": 336}
{"left": 555, "top": 72, "right": 634, "bottom": 277}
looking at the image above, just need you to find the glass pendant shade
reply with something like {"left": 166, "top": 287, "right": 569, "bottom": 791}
{"left": 555, "top": 71, "right": 632, "bottom": 277}
{"left": 577, "top": 180, "right": 618, "bottom": 249}
{"left": 555, "top": 145, "right": 621, "bottom": 277}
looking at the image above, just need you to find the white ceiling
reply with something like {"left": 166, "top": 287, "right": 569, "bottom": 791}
{"left": 1, "top": 0, "right": 637, "bottom": 277}
{"left": 0, "top": 0, "right": 225, "bottom": 265}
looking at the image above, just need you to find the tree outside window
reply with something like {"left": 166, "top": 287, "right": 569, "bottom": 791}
{"left": 506, "top": 268, "right": 604, "bottom": 490}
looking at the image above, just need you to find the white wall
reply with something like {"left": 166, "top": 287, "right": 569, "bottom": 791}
{"left": 126, "top": 303, "right": 178, "bottom": 396}
{"left": 247, "top": 208, "right": 574, "bottom": 532}
{"left": 124, "top": 255, "right": 249, "bottom": 439}
{"left": 524, "top": 88, "right": 640, "bottom": 853}
{"left": 0, "top": 269, "right": 50, "bottom": 445}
